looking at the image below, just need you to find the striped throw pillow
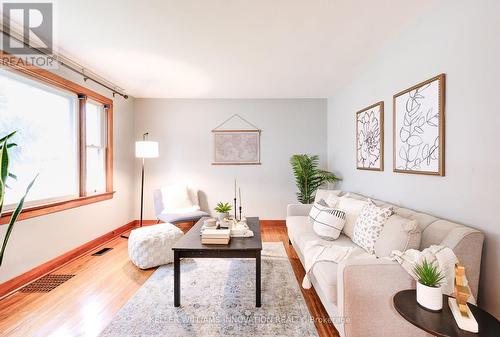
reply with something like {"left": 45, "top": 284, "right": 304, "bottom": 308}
{"left": 309, "top": 199, "right": 346, "bottom": 240}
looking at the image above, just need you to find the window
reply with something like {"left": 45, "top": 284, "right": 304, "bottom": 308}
{"left": 85, "top": 100, "right": 106, "bottom": 195}
{"left": 0, "top": 60, "right": 113, "bottom": 223}
{"left": 0, "top": 70, "right": 79, "bottom": 207}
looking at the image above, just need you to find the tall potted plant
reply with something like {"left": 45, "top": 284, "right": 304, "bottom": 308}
{"left": 0, "top": 131, "right": 37, "bottom": 266}
{"left": 290, "top": 154, "right": 340, "bottom": 204}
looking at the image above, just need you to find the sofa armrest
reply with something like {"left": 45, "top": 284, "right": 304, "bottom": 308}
{"left": 441, "top": 229, "right": 484, "bottom": 299}
{"left": 337, "top": 258, "right": 429, "bottom": 337}
{"left": 286, "top": 203, "right": 312, "bottom": 217}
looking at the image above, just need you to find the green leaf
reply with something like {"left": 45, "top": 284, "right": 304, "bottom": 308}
{"left": 0, "top": 138, "right": 8, "bottom": 186}
{"left": 413, "top": 259, "right": 446, "bottom": 287}
{"left": 290, "top": 154, "right": 341, "bottom": 204}
{"left": 0, "top": 138, "right": 8, "bottom": 212}
{"left": 214, "top": 201, "right": 232, "bottom": 213}
{"left": 0, "top": 131, "right": 16, "bottom": 144}
{"left": 0, "top": 174, "right": 38, "bottom": 266}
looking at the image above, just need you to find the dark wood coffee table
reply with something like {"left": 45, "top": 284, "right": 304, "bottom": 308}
{"left": 393, "top": 289, "right": 499, "bottom": 337}
{"left": 172, "top": 216, "right": 262, "bottom": 307}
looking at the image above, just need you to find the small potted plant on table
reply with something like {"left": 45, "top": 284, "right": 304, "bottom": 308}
{"left": 214, "top": 202, "right": 232, "bottom": 222}
{"left": 414, "top": 259, "right": 445, "bottom": 311}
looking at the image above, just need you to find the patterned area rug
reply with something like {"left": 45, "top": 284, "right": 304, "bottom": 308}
{"left": 99, "top": 242, "right": 318, "bottom": 337}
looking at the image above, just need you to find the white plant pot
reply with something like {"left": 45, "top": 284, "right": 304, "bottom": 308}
{"left": 416, "top": 282, "right": 443, "bottom": 311}
{"left": 216, "top": 212, "right": 229, "bottom": 222}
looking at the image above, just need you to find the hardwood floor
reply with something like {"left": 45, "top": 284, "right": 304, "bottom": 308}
{"left": 0, "top": 222, "right": 339, "bottom": 337}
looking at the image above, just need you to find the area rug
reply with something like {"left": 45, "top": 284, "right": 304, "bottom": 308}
{"left": 99, "top": 242, "right": 319, "bottom": 337}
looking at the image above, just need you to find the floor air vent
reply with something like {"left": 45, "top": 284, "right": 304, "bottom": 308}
{"left": 92, "top": 247, "right": 113, "bottom": 256}
{"left": 20, "top": 274, "right": 75, "bottom": 293}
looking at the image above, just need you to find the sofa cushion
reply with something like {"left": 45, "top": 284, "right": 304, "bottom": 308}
{"left": 374, "top": 214, "right": 421, "bottom": 257}
{"left": 337, "top": 196, "right": 369, "bottom": 239}
{"left": 352, "top": 201, "right": 393, "bottom": 254}
{"left": 309, "top": 201, "right": 346, "bottom": 240}
{"left": 287, "top": 214, "right": 376, "bottom": 305}
{"left": 393, "top": 207, "right": 438, "bottom": 232}
{"left": 287, "top": 216, "right": 349, "bottom": 257}
{"left": 286, "top": 215, "right": 310, "bottom": 238}
{"left": 308, "top": 235, "right": 372, "bottom": 304}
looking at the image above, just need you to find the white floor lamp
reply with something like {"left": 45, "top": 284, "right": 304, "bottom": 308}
{"left": 122, "top": 132, "right": 159, "bottom": 239}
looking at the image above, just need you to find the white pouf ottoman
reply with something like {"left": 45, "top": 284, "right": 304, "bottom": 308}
{"left": 128, "top": 223, "right": 183, "bottom": 269}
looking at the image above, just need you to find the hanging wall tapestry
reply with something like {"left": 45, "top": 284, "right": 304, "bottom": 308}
{"left": 356, "top": 101, "right": 384, "bottom": 171}
{"left": 212, "top": 114, "right": 261, "bottom": 165}
{"left": 393, "top": 74, "right": 445, "bottom": 176}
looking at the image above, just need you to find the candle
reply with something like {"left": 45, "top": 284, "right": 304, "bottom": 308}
{"left": 234, "top": 179, "right": 237, "bottom": 199}
{"left": 239, "top": 188, "right": 242, "bottom": 206}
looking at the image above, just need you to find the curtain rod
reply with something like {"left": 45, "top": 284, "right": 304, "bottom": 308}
{"left": 0, "top": 29, "right": 128, "bottom": 99}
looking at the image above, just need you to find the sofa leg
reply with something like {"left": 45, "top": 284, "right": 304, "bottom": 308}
{"left": 156, "top": 220, "right": 161, "bottom": 224}
{"left": 288, "top": 238, "right": 292, "bottom": 245}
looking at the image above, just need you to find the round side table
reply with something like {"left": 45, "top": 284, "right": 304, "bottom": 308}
{"left": 393, "top": 289, "right": 499, "bottom": 337}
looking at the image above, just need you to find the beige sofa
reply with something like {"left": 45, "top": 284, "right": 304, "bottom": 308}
{"left": 286, "top": 189, "right": 484, "bottom": 337}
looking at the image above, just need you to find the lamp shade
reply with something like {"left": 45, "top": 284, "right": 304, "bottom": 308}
{"left": 135, "top": 141, "right": 159, "bottom": 158}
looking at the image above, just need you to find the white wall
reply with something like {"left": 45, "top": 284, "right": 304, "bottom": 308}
{"left": 327, "top": 0, "right": 500, "bottom": 317}
{"left": 133, "top": 99, "right": 327, "bottom": 220}
{"left": 0, "top": 67, "right": 136, "bottom": 283}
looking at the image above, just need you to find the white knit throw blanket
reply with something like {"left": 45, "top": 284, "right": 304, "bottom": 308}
{"left": 302, "top": 240, "right": 354, "bottom": 289}
{"left": 391, "top": 245, "right": 476, "bottom": 304}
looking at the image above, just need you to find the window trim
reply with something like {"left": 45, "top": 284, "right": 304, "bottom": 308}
{"left": 0, "top": 52, "right": 114, "bottom": 225}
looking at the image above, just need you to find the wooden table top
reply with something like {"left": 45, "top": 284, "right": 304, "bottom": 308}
{"left": 393, "top": 289, "right": 499, "bottom": 337}
{"left": 172, "top": 216, "right": 262, "bottom": 251}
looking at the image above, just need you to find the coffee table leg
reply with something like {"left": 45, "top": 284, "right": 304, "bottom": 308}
{"left": 256, "top": 250, "right": 261, "bottom": 307}
{"left": 174, "top": 251, "right": 180, "bottom": 307}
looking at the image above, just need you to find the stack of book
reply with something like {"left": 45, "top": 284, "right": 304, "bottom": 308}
{"left": 201, "top": 228, "right": 231, "bottom": 245}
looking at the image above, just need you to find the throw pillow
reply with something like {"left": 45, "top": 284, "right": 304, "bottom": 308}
{"left": 352, "top": 201, "right": 393, "bottom": 254}
{"left": 325, "top": 193, "right": 340, "bottom": 208}
{"left": 374, "top": 214, "right": 422, "bottom": 257}
{"left": 316, "top": 198, "right": 330, "bottom": 207}
{"left": 336, "top": 196, "right": 369, "bottom": 239}
{"left": 161, "top": 185, "right": 194, "bottom": 213}
{"left": 314, "top": 189, "right": 342, "bottom": 204}
{"left": 309, "top": 200, "right": 346, "bottom": 240}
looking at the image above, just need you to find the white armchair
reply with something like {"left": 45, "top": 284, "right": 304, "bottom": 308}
{"left": 153, "top": 185, "right": 209, "bottom": 224}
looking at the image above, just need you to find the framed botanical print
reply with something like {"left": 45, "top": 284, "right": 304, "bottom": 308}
{"left": 393, "top": 74, "right": 445, "bottom": 176}
{"left": 212, "top": 130, "right": 261, "bottom": 165}
{"left": 356, "top": 101, "right": 384, "bottom": 171}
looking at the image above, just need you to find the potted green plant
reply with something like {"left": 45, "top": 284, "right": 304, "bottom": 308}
{"left": 214, "top": 202, "right": 232, "bottom": 221}
{"left": 290, "top": 154, "right": 340, "bottom": 204}
{"left": 0, "top": 131, "right": 37, "bottom": 267}
{"left": 414, "top": 259, "right": 445, "bottom": 311}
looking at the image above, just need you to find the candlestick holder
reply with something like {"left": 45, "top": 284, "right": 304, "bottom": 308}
{"left": 233, "top": 198, "right": 237, "bottom": 219}
{"left": 239, "top": 206, "right": 242, "bottom": 221}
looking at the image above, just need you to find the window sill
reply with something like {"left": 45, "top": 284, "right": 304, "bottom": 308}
{"left": 0, "top": 191, "right": 115, "bottom": 225}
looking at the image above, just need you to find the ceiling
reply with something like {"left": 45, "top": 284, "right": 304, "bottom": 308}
{"left": 53, "top": 0, "right": 437, "bottom": 98}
